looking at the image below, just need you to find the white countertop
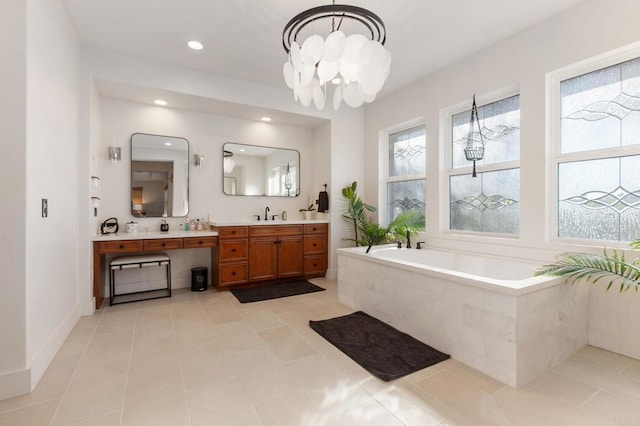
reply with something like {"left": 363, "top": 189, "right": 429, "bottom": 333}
{"left": 210, "top": 219, "right": 329, "bottom": 227}
{"left": 93, "top": 230, "right": 218, "bottom": 241}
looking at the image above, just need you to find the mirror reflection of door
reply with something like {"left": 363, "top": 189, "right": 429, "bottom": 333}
{"left": 130, "top": 133, "right": 189, "bottom": 217}
{"left": 131, "top": 161, "right": 172, "bottom": 217}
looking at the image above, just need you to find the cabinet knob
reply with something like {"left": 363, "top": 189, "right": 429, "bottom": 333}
{"left": 312, "top": 227, "right": 317, "bottom": 231}
{"left": 231, "top": 271, "right": 236, "bottom": 276}
{"left": 119, "top": 244, "right": 124, "bottom": 249}
{"left": 313, "top": 243, "right": 317, "bottom": 247}
{"left": 313, "top": 263, "right": 317, "bottom": 267}
{"left": 198, "top": 241, "right": 203, "bottom": 245}
{"left": 161, "top": 243, "right": 166, "bottom": 247}
{"left": 231, "top": 230, "right": 236, "bottom": 234}
{"left": 231, "top": 248, "right": 237, "bottom": 252}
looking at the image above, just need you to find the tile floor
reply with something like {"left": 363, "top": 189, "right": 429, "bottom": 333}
{"left": 1, "top": 278, "right": 640, "bottom": 425}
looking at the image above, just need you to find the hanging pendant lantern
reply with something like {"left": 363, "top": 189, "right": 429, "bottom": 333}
{"left": 464, "top": 94, "right": 485, "bottom": 177}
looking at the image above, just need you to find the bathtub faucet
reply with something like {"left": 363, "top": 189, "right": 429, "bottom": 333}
{"left": 416, "top": 241, "right": 426, "bottom": 249}
{"left": 406, "top": 231, "right": 411, "bottom": 249}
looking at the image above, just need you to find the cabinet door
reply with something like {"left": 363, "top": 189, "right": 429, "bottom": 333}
{"left": 278, "top": 235, "right": 304, "bottom": 278}
{"left": 249, "top": 237, "right": 278, "bottom": 281}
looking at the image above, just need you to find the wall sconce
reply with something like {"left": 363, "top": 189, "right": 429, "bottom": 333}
{"left": 194, "top": 154, "right": 205, "bottom": 168}
{"left": 108, "top": 144, "right": 121, "bottom": 163}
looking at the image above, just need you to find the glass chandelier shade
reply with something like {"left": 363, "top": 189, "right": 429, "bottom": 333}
{"left": 282, "top": 3, "right": 390, "bottom": 110}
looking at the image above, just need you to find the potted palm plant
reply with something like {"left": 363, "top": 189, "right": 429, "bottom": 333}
{"left": 535, "top": 240, "right": 640, "bottom": 292}
{"left": 340, "top": 181, "right": 425, "bottom": 252}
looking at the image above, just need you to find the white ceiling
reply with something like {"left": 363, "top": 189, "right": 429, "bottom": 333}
{"left": 63, "top": 0, "right": 585, "bottom": 125}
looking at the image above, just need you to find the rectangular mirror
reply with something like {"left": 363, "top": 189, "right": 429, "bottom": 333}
{"left": 131, "top": 133, "right": 189, "bottom": 217}
{"left": 223, "top": 142, "right": 299, "bottom": 197}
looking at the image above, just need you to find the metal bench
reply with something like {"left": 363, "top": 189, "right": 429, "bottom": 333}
{"left": 109, "top": 254, "right": 171, "bottom": 305}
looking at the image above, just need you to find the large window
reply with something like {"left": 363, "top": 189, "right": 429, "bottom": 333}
{"left": 554, "top": 56, "right": 640, "bottom": 242}
{"left": 385, "top": 125, "right": 426, "bottom": 225}
{"left": 448, "top": 94, "right": 520, "bottom": 234}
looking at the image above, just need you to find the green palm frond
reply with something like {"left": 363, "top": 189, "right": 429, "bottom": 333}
{"left": 535, "top": 249, "right": 640, "bottom": 292}
{"left": 340, "top": 181, "right": 376, "bottom": 247}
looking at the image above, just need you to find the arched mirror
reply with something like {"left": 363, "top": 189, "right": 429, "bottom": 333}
{"left": 130, "top": 133, "right": 189, "bottom": 217}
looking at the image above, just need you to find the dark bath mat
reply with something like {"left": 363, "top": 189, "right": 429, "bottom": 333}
{"left": 309, "top": 311, "right": 450, "bottom": 381}
{"left": 231, "top": 280, "right": 325, "bottom": 303}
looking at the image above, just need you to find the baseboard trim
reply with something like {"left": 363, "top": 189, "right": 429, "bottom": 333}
{"left": 28, "top": 302, "right": 81, "bottom": 389}
{"left": 0, "top": 368, "right": 30, "bottom": 400}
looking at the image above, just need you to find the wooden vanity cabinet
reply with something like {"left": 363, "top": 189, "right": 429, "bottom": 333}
{"left": 249, "top": 225, "right": 303, "bottom": 282}
{"left": 303, "top": 223, "right": 328, "bottom": 278}
{"left": 213, "top": 226, "right": 249, "bottom": 288}
{"left": 212, "top": 223, "right": 328, "bottom": 290}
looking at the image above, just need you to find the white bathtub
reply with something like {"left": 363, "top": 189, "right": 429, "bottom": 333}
{"left": 337, "top": 245, "right": 590, "bottom": 387}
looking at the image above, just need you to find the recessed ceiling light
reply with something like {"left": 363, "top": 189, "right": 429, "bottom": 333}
{"left": 164, "top": 142, "right": 172, "bottom": 146}
{"left": 187, "top": 40, "right": 203, "bottom": 50}
{"left": 261, "top": 117, "right": 272, "bottom": 122}
{"left": 239, "top": 149, "right": 246, "bottom": 152}
{"left": 154, "top": 99, "right": 167, "bottom": 106}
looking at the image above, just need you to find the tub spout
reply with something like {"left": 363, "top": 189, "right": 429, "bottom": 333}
{"left": 416, "top": 241, "right": 426, "bottom": 249}
{"left": 406, "top": 231, "right": 411, "bottom": 249}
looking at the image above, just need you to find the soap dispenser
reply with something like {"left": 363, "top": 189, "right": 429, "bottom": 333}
{"left": 282, "top": 210, "right": 287, "bottom": 221}
{"left": 160, "top": 219, "right": 169, "bottom": 232}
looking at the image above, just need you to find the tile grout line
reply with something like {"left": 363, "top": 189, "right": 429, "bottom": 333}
{"left": 47, "top": 305, "right": 106, "bottom": 426}
{"left": 174, "top": 295, "right": 196, "bottom": 426}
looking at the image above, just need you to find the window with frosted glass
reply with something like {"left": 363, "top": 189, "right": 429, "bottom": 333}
{"left": 450, "top": 169, "right": 519, "bottom": 234}
{"left": 386, "top": 125, "right": 426, "bottom": 225}
{"left": 451, "top": 95, "right": 520, "bottom": 169}
{"left": 449, "top": 95, "right": 520, "bottom": 234}
{"left": 388, "top": 125, "right": 426, "bottom": 177}
{"left": 558, "top": 57, "right": 640, "bottom": 241}
{"left": 387, "top": 179, "right": 426, "bottom": 224}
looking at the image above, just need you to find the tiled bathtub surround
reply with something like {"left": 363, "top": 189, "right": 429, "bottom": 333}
{"left": 337, "top": 247, "right": 590, "bottom": 387}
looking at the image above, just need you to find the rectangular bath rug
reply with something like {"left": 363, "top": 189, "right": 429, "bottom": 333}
{"left": 309, "top": 311, "right": 449, "bottom": 381}
{"left": 231, "top": 280, "right": 325, "bottom": 303}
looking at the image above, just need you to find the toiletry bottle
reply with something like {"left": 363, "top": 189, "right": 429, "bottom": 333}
{"left": 282, "top": 210, "right": 287, "bottom": 221}
{"left": 196, "top": 219, "right": 200, "bottom": 231}
{"left": 184, "top": 216, "right": 190, "bottom": 231}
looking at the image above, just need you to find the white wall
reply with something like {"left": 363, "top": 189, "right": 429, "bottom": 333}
{"left": 364, "top": 0, "right": 640, "bottom": 262}
{"left": 25, "top": 0, "right": 81, "bottom": 388}
{"left": 0, "top": 0, "right": 29, "bottom": 399}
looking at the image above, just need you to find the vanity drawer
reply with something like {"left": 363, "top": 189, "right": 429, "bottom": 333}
{"left": 98, "top": 240, "right": 143, "bottom": 254}
{"left": 219, "top": 262, "right": 248, "bottom": 286}
{"left": 219, "top": 239, "right": 248, "bottom": 261}
{"left": 304, "top": 255, "right": 326, "bottom": 275}
{"left": 144, "top": 238, "right": 183, "bottom": 251}
{"left": 218, "top": 227, "right": 248, "bottom": 239}
{"left": 183, "top": 236, "right": 218, "bottom": 248}
{"left": 304, "top": 235, "right": 325, "bottom": 254}
{"left": 250, "top": 225, "right": 302, "bottom": 237}
{"left": 304, "top": 223, "right": 327, "bottom": 234}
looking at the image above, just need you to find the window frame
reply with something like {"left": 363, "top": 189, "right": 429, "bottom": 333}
{"left": 440, "top": 85, "right": 521, "bottom": 237}
{"left": 379, "top": 118, "right": 426, "bottom": 226}
{"left": 547, "top": 43, "right": 640, "bottom": 246}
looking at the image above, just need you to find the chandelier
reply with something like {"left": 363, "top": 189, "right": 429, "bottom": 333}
{"left": 282, "top": 2, "right": 390, "bottom": 110}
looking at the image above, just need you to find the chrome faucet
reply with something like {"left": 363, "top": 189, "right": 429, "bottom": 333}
{"left": 406, "top": 230, "right": 411, "bottom": 249}
{"left": 264, "top": 206, "right": 270, "bottom": 221}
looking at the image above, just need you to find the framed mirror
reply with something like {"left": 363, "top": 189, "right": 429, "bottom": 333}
{"left": 131, "top": 133, "right": 189, "bottom": 217}
{"left": 223, "top": 142, "right": 299, "bottom": 197}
